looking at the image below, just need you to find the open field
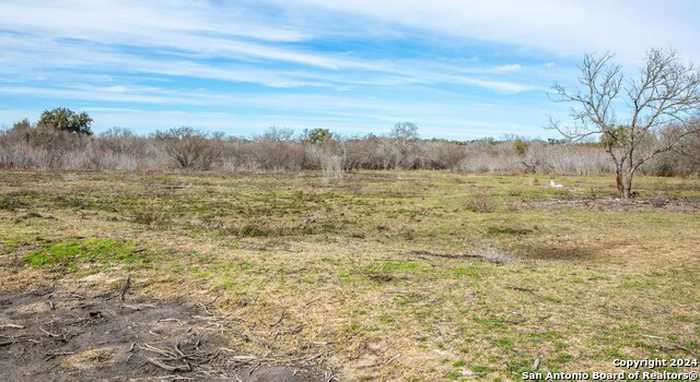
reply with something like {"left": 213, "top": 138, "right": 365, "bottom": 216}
{"left": 1, "top": 170, "right": 699, "bottom": 381}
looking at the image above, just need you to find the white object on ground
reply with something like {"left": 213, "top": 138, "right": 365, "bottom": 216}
{"left": 549, "top": 179, "right": 564, "bottom": 188}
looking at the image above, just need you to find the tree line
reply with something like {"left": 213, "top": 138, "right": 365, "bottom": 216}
{"left": 1, "top": 112, "right": 697, "bottom": 179}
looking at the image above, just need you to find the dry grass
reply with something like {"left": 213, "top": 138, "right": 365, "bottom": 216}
{"left": 1, "top": 170, "right": 698, "bottom": 380}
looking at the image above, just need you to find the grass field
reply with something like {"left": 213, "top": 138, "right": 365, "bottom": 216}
{"left": 1, "top": 170, "right": 699, "bottom": 381}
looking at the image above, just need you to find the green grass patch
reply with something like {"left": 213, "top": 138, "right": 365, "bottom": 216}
{"left": 24, "top": 238, "right": 150, "bottom": 271}
{"left": 473, "top": 316, "right": 507, "bottom": 329}
{"left": 452, "top": 264, "right": 483, "bottom": 279}
{"left": 495, "top": 337, "right": 515, "bottom": 350}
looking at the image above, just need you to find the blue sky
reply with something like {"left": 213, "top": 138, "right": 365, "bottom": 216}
{"left": 1, "top": 1, "right": 698, "bottom": 139}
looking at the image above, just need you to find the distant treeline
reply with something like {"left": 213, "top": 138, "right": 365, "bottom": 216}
{"left": 1, "top": 110, "right": 698, "bottom": 176}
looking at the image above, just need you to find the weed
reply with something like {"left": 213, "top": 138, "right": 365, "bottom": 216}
{"left": 465, "top": 197, "right": 496, "bottom": 213}
{"left": 238, "top": 223, "right": 273, "bottom": 237}
{"left": 131, "top": 207, "right": 169, "bottom": 227}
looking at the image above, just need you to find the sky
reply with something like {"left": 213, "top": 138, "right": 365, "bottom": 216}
{"left": 0, "top": 0, "right": 698, "bottom": 139}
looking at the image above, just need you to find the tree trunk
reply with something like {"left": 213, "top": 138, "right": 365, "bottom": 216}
{"left": 623, "top": 171, "right": 634, "bottom": 199}
{"left": 615, "top": 170, "right": 623, "bottom": 197}
{"left": 615, "top": 167, "right": 635, "bottom": 199}
{"left": 616, "top": 171, "right": 635, "bottom": 199}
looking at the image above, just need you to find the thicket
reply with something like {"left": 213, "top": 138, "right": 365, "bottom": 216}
{"left": 1, "top": 114, "right": 698, "bottom": 176}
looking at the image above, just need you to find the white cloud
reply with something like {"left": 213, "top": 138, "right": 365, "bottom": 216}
{"left": 0, "top": 30, "right": 537, "bottom": 93}
{"left": 6, "top": 1, "right": 690, "bottom": 137}
{"left": 495, "top": 64, "right": 522, "bottom": 73}
{"left": 276, "top": 0, "right": 699, "bottom": 64}
{"left": 0, "top": 0, "right": 307, "bottom": 43}
{"left": 0, "top": 2, "right": 344, "bottom": 70}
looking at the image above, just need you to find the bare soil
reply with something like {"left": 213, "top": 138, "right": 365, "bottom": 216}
{"left": 0, "top": 287, "right": 328, "bottom": 382}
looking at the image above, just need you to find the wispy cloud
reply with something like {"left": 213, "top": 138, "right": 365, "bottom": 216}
{"left": 494, "top": 64, "right": 522, "bottom": 73}
{"left": 0, "top": 0, "right": 695, "bottom": 138}
{"left": 0, "top": 30, "right": 538, "bottom": 92}
{"left": 278, "top": 0, "right": 700, "bottom": 64}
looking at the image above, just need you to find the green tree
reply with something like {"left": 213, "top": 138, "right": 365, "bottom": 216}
{"left": 304, "top": 128, "right": 333, "bottom": 144}
{"left": 37, "top": 107, "right": 93, "bottom": 135}
{"left": 512, "top": 138, "right": 528, "bottom": 157}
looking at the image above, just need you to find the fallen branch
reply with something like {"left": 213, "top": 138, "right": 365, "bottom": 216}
{"left": 0, "top": 335, "right": 15, "bottom": 347}
{"left": 121, "top": 303, "right": 156, "bottom": 311}
{"left": 144, "top": 356, "right": 191, "bottom": 372}
{"left": 405, "top": 250, "right": 511, "bottom": 264}
{"left": 0, "top": 323, "right": 24, "bottom": 330}
{"left": 39, "top": 326, "right": 60, "bottom": 338}
{"left": 157, "top": 318, "right": 184, "bottom": 324}
{"left": 138, "top": 343, "right": 178, "bottom": 359}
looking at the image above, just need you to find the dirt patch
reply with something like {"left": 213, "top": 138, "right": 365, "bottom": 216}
{"left": 528, "top": 197, "right": 700, "bottom": 213}
{"left": 515, "top": 243, "right": 598, "bottom": 261}
{"left": 0, "top": 288, "right": 330, "bottom": 382}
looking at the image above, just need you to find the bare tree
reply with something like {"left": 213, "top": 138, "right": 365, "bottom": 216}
{"left": 390, "top": 122, "right": 419, "bottom": 169}
{"left": 550, "top": 49, "right": 700, "bottom": 198}
{"left": 154, "top": 127, "right": 220, "bottom": 169}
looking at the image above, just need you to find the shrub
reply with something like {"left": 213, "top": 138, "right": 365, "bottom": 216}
{"left": 513, "top": 138, "right": 528, "bottom": 157}
{"left": 154, "top": 127, "right": 220, "bottom": 169}
{"left": 37, "top": 108, "right": 93, "bottom": 135}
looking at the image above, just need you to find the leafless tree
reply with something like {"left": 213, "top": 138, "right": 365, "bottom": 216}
{"left": 550, "top": 48, "right": 700, "bottom": 198}
{"left": 154, "top": 127, "right": 220, "bottom": 169}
